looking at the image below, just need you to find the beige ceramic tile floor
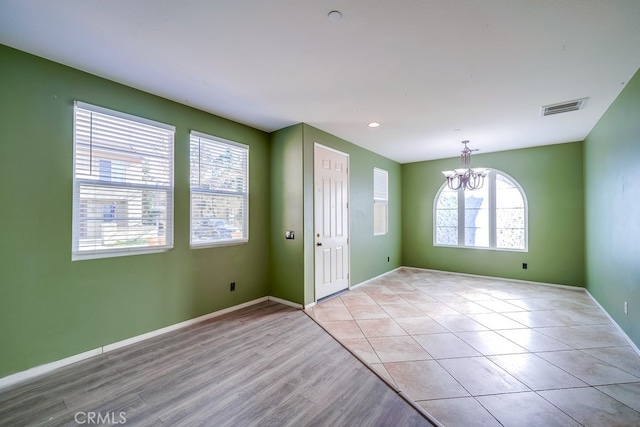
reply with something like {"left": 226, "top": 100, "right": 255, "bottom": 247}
{"left": 306, "top": 268, "right": 640, "bottom": 427}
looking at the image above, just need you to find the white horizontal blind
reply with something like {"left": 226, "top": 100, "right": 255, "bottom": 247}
{"left": 72, "top": 102, "right": 174, "bottom": 260}
{"left": 374, "top": 167, "right": 388, "bottom": 202}
{"left": 190, "top": 131, "right": 249, "bottom": 247}
{"left": 373, "top": 167, "right": 388, "bottom": 235}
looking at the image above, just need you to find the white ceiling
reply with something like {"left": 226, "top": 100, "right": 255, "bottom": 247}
{"left": 1, "top": 0, "right": 639, "bottom": 163}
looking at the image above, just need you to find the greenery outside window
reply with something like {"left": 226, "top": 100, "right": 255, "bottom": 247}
{"left": 190, "top": 131, "right": 249, "bottom": 247}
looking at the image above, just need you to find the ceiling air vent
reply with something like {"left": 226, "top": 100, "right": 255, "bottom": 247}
{"left": 540, "top": 98, "right": 587, "bottom": 116}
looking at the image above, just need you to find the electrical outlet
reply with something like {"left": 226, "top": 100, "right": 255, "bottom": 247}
{"left": 230, "top": 282, "right": 236, "bottom": 292}
{"left": 522, "top": 263, "right": 528, "bottom": 269}
{"left": 624, "top": 301, "right": 628, "bottom": 315}
{"left": 387, "top": 256, "right": 390, "bottom": 262}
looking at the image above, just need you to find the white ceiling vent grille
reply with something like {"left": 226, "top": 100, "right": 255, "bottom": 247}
{"left": 541, "top": 98, "right": 587, "bottom": 116}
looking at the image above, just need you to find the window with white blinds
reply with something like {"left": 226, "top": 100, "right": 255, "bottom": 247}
{"left": 373, "top": 167, "right": 388, "bottom": 235}
{"left": 72, "top": 101, "right": 175, "bottom": 260}
{"left": 190, "top": 131, "right": 249, "bottom": 247}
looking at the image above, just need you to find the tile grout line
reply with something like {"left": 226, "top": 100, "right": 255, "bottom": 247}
{"left": 316, "top": 269, "right": 640, "bottom": 425}
{"left": 303, "top": 309, "right": 444, "bottom": 427}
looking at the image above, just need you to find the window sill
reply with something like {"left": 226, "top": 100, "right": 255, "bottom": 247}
{"left": 72, "top": 246, "right": 173, "bottom": 261}
{"left": 190, "top": 239, "right": 248, "bottom": 250}
{"left": 433, "top": 244, "right": 528, "bottom": 253}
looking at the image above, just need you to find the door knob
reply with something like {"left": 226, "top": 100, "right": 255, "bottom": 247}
{"left": 316, "top": 242, "right": 322, "bottom": 246}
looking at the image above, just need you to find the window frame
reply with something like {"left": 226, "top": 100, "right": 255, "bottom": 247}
{"left": 433, "top": 169, "right": 528, "bottom": 252}
{"left": 373, "top": 167, "right": 389, "bottom": 236}
{"left": 189, "top": 130, "right": 249, "bottom": 248}
{"left": 72, "top": 101, "right": 175, "bottom": 261}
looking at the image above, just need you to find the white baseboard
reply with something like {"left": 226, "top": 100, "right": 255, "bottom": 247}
{"left": 102, "top": 296, "right": 269, "bottom": 353}
{"left": 403, "top": 266, "right": 640, "bottom": 356}
{"left": 583, "top": 290, "right": 640, "bottom": 357}
{"left": 268, "top": 296, "right": 303, "bottom": 309}
{"left": 315, "top": 266, "right": 640, "bottom": 359}
{"left": 3, "top": 275, "right": 637, "bottom": 393}
{"left": 0, "top": 347, "right": 103, "bottom": 391}
{"left": 350, "top": 266, "right": 402, "bottom": 289}
{"left": 302, "top": 267, "right": 402, "bottom": 308}
{"left": 0, "top": 295, "right": 299, "bottom": 390}
{"left": 402, "top": 266, "right": 585, "bottom": 292}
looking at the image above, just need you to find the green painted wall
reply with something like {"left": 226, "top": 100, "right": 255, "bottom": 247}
{"left": 269, "top": 124, "right": 305, "bottom": 304}
{"left": 584, "top": 68, "right": 640, "bottom": 346}
{"left": 0, "top": 45, "right": 271, "bottom": 378}
{"left": 269, "top": 124, "right": 402, "bottom": 306}
{"left": 402, "top": 143, "right": 585, "bottom": 286}
{"left": 7, "top": 35, "right": 636, "bottom": 378}
{"left": 302, "top": 125, "right": 402, "bottom": 305}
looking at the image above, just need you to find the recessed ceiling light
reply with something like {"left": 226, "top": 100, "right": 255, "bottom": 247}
{"left": 368, "top": 122, "right": 380, "bottom": 128}
{"left": 328, "top": 10, "right": 342, "bottom": 22}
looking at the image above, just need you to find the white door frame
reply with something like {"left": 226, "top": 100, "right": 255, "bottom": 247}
{"left": 313, "top": 143, "right": 350, "bottom": 301}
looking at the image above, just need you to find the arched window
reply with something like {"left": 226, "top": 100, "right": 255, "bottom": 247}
{"left": 434, "top": 169, "right": 527, "bottom": 251}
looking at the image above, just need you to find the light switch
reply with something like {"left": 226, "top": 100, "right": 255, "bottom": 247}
{"left": 285, "top": 231, "right": 295, "bottom": 239}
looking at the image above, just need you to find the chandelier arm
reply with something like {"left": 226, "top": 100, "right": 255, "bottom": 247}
{"left": 442, "top": 140, "right": 487, "bottom": 191}
{"left": 468, "top": 174, "right": 485, "bottom": 190}
{"left": 446, "top": 176, "right": 463, "bottom": 190}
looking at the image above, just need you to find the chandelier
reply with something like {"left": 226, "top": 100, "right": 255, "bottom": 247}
{"left": 442, "top": 140, "right": 489, "bottom": 191}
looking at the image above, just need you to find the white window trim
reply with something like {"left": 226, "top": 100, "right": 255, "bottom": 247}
{"left": 189, "top": 130, "right": 249, "bottom": 249}
{"left": 373, "top": 167, "right": 389, "bottom": 236}
{"left": 72, "top": 101, "right": 175, "bottom": 261}
{"left": 433, "top": 169, "right": 528, "bottom": 252}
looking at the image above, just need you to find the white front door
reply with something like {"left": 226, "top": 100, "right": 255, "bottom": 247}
{"left": 314, "top": 144, "right": 350, "bottom": 300}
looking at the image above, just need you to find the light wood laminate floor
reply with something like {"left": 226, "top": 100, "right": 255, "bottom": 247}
{"left": 308, "top": 268, "right": 640, "bottom": 427}
{"left": 0, "top": 301, "right": 434, "bottom": 426}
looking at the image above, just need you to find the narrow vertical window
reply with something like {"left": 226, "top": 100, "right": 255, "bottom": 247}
{"left": 72, "top": 101, "right": 175, "bottom": 260}
{"left": 373, "top": 167, "right": 388, "bottom": 235}
{"left": 190, "top": 131, "right": 249, "bottom": 247}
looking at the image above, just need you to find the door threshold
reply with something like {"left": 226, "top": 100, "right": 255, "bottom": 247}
{"left": 317, "top": 288, "right": 349, "bottom": 304}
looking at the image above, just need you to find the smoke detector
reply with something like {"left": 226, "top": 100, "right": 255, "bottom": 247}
{"left": 328, "top": 11, "right": 342, "bottom": 22}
